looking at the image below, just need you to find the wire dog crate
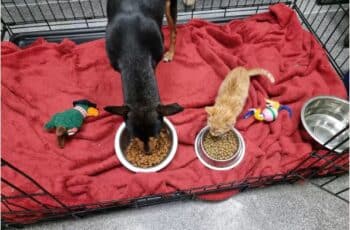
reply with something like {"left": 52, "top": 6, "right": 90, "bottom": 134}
{"left": 1, "top": 0, "right": 349, "bottom": 228}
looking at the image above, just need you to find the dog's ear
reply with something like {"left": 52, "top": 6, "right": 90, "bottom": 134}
{"left": 104, "top": 105, "right": 129, "bottom": 116}
{"left": 157, "top": 103, "right": 184, "bottom": 116}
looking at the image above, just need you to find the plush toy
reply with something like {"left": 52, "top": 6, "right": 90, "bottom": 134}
{"left": 243, "top": 99, "right": 292, "bottom": 122}
{"left": 44, "top": 99, "right": 99, "bottom": 148}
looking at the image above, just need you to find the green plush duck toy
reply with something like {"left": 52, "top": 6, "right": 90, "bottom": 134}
{"left": 44, "top": 99, "right": 99, "bottom": 148}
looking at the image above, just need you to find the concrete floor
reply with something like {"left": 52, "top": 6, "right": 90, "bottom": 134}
{"left": 18, "top": 179, "right": 349, "bottom": 230}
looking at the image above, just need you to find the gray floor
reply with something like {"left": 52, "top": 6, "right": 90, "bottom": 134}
{"left": 20, "top": 179, "right": 349, "bottom": 230}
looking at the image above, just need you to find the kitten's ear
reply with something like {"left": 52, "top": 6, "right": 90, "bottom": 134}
{"left": 205, "top": 106, "right": 215, "bottom": 115}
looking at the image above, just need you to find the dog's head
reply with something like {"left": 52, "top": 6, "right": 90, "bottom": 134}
{"left": 105, "top": 103, "right": 183, "bottom": 153}
{"left": 106, "top": 16, "right": 164, "bottom": 72}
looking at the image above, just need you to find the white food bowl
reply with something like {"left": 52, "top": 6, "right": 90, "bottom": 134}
{"left": 114, "top": 118, "right": 178, "bottom": 173}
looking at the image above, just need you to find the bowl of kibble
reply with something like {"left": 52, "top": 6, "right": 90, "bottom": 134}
{"left": 194, "top": 126, "right": 245, "bottom": 171}
{"left": 115, "top": 118, "right": 178, "bottom": 173}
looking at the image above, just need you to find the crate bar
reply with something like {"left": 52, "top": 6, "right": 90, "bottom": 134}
{"left": 224, "top": 0, "right": 231, "bottom": 17}
{"left": 1, "top": 159, "right": 71, "bottom": 212}
{"left": 1, "top": 19, "right": 8, "bottom": 40}
{"left": 288, "top": 125, "right": 349, "bottom": 175}
{"left": 87, "top": 0, "right": 97, "bottom": 18}
{"left": 252, "top": 0, "right": 257, "bottom": 7}
{"left": 23, "top": 0, "right": 38, "bottom": 23}
{"left": 306, "top": 1, "right": 318, "bottom": 21}
{"left": 1, "top": 178, "right": 51, "bottom": 210}
{"left": 235, "top": 0, "right": 240, "bottom": 7}
{"left": 67, "top": 1, "right": 78, "bottom": 20}
{"left": 339, "top": 3, "right": 349, "bottom": 15}
{"left": 0, "top": 0, "right": 348, "bottom": 226}
{"left": 311, "top": 153, "right": 349, "bottom": 175}
{"left": 2, "top": 1, "right": 293, "bottom": 31}
{"left": 1, "top": 194, "right": 32, "bottom": 211}
{"left": 3, "top": 192, "right": 47, "bottom": 200}
{"left": 340, "top": 162, "right": 350, "bottom": 169}
{"left": 210, "top": 0, "right": 215, "bottom": 10}
{"left": 0, "top": 170, "right": 341, "bottom": 228}
{"left": 254, "top": 0, "right": 259, "bottom": 14}
{"left": 10, "top": 0, "right": 27, "bottom": 23}
{"left": 314, "top": 4, "right": 332, "bottom": 32}
{"left": 297, "top": 0, "right": 307, "bottom": 10}
{"left": 2, "top": 3, "right": 15, "bottom": 23}
{"left": 328, "top": 26, "right": 349, "bottom": 54}
{"left": 219, "top": 0, "right": 223, "bottom": 8}
{"left": 1, "top": 200, "right": 13, "bottom": 212}
{"left": 311, "top": 180, "right": 349, "bottom": 203}
{"left": 309, "top": 3, "right": 325, "bottom": 27}
{"left": 99, "top": 0, "right": 105, "bottom": 17}
{"left": 56, "top": 0, "right": 67, "bottom": 20}
{"left": 334, "top": 43, "right": 347, "bottom": 61}
{"left": 319, "top": 176, "right": 340, "bottom": 187}
{"left": 294, "top": 4, "right": 347, "bottom": 77}
{"left": 335, "top": 187, "right": 349, "bottom": 195}
{"left": 300, "top": 0, "right": 313, "bottom": 15}
{"left": 7, "top": 19, "right": 100, "bottom": 30}
{"left": 34, "top": 0, "right": 52, "bottom": 30}
{"left": 322, "top": 11, "right": 347, "bottom": 45}
{"left": 77, "top": 0, "right": 90, "bottom": 28}
{"left": 321, "top": 153, "right": 349, "bottom": 173}
{"left": 307, "top": 138, "right": 350, "bottom": 178}
{"left": 340, "top": 56, "right": 349, "bottom": 69}
{"left": 317, "top": 0, "right": 348, "bottom": 4}
{"left": 5, "top": 4, "right": 284, "bottom": 47}
{"left": 201, "top": 0, "right": 205, "bottom": 11}
{"left": 318, "top": 6, "right": 342, "bottom": 39}
{"left": 44, "top": 0, "right": 58, "bottom": 21}
{"left": 191, "top": 0, "right": 197, "bottom": 19}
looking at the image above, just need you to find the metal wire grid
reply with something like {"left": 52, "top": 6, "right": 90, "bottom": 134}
{"left": 1, "top": 0, "right": 292, "bottom": 35}
{"left": 1, "top": 0, "right": 349, "bottom": 228}
{"left": 294, "top": 0, "right": 349, "bottom": 76}
{"left": 1, "top": 124, "right": 348, "bottom": 227}
{"left": 311, "top": 175, "right": 349, "bottom": 203}
{"left": 317, "top": 0, "right": 349, "bottom": 5}
{"left": 1, "top": 1, "right": 348, "bottom": 76}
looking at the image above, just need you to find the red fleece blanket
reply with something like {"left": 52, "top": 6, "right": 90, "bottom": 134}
{"left": 2, "top": 4, "right": 347, "bottom": 218}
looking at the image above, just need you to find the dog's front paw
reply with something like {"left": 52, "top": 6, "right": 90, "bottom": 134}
{"left": 163, "top": 51, "right": 174, "bottom": 62}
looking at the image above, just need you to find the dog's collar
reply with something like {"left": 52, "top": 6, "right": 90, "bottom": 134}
{"left": 74, "top": 106, "right": 88, "bottom": 118}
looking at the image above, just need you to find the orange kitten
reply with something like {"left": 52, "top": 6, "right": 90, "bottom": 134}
{"left": 205, "top": 67, "right": 275, "bottom": 136}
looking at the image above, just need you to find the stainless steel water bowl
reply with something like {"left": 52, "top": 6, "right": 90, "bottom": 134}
{"left": 114, "top": 118, "right": 178, "bottom": 173}
{"left": 301, "top": 96, "right": 349, "bottom": 153}
{"left": 194, "top": 126, "right": 245, "bottom": 171}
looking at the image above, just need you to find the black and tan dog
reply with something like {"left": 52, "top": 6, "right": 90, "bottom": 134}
{"left": 106, "top": 0, "right": 178, "bottom": 64}
{"left": 105, "top": 0, "right": 183, "bottom": 152}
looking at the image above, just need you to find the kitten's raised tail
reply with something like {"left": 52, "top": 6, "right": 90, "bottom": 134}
{"left": 247, "top": 68, "right": 275, "bottom": 83}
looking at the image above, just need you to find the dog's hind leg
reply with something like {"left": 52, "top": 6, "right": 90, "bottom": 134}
{"left": 163, "top": 0, "right": 177, "bottom": 62}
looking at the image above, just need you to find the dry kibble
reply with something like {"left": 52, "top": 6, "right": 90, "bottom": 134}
{"left": 203, "top": 130, "right": 238, "bottom": 160}
{"left": 125, "top": 129, "right": 171, "bottom": 168}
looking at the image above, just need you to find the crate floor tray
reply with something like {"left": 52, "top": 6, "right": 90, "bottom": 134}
{"left": 1, "top": 4, "right": 347, "bottom": 222}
